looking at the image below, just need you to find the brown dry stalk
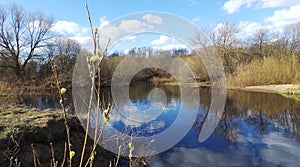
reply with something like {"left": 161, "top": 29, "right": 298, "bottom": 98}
{"left": 79, "top": 4, "right": 96, "bottom": 167}
{"left": 31, "top": 144, "right": 41, "bottom": 167}
{"left": 60, "top": 142, "right": 67, "bottom": 167}
{"left": 80, "top": 4, "right": 112, "bottom": 167}
{"left": 49, "top": 59, "right": 72, "bottom": 167}
{"left": 50, "top": 143, "right": 58, "bottom": 167}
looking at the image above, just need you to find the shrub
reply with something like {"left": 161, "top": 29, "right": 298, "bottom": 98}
{"left": 227, "top": 54, "right": 300, "bottom": 87}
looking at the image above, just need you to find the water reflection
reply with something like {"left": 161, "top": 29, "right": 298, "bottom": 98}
{"left": 22, "top": 92, "right": 74, "bottom": 110}
{"left": 155, "top": 88, "right": 300, "bottom": 167}
{"left": 22, "top": 95, "right": 61, "bottom": 110}
{"left": 127, "top": 85, "right": 300, "bottom": 166}
{"left": 24, "top": 83, "right": 300, "bottom": 166}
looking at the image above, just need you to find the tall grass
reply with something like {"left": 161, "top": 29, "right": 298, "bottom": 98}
{"left": 227, "top": 54, "right": 300, "bottom": 87}
{"left": 0, "top": 81, "right": 16, "bottom": 106}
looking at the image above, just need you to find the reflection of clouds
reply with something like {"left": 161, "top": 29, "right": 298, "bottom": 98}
{"left": 147, "top": 121, "right": 166, "bottom": 133}
{"left": 244, "top": 108, "right": 297, "bottom": 135}
{"left": 101, "top": 103, "right": 168, "bottom": 128}
{"left": 259, "top": 133, "right": 300, "bottom": 167}
{"left": 89, "top": 96, "right": 175, "bottom": 130}
{"left": 119, "top": 104, "right": 166, "bottom": 127}
{"left": 151, "top": 147, "right": 252, "bottom": 167}
{"left": 151, "top": 132, "right": 300, "bottom": 167}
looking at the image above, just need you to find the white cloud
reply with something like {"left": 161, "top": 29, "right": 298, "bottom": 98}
{"left": 213, "top": 23, "right": 225, "bottom": 33}
{"left": 153, "top": 44, "right": 188, "bottom": 51}
{"left": 142, "top": 14, "right": 163, "bottom": 25}
{"left": 217, "top": 3, "right": 300, "bottom": 40}
{"left": 51, "top": 20, "right": 91, "bottom": 47}
{"left": 237, "top": 21, "right": 262, "bottom": 39}
{"left": 119, "top": 19, "right": 154, "bottom": 33}
{"left": 51, "top": 20, "right": 89, "bottom": 35}
{"left": 123, "top": 49, "right": 130, "bottom": 55}
{"left": 223, "top": 0, "right": 300, "bottom": 14}
{"left": 151, "top": 35, "right": 189, "bottom": 51}
{"left": 70, "top": 36, "right": 92, "bottom": 48}
{"left": 257, "top": 0, "right": 300, "bottom": 8}
{"left": 99, "top": 17, "right": 109, "bottom": 28}
{"left": 120, "top": 35, "right": 136, "bottom": 41}
{"left": 151, "top": 35, "right": 175, "bottom": 45}
{"left": 191, "top": 16, "right": 200, "bottom": 24}
{"left": 98, "top": 19, "right": 154, "bottom": 47}
{"left": 223, "top": 0, "right": 256, "bottom": 14}
{"left": 265, "top": 5, "right": 300, "bottom": 28}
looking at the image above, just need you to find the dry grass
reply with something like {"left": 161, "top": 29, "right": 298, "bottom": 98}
{"left": 0, "top": 80, "right": 13, "bottom": 92}
{"left": 279, "top": 86, "right": 300, "bottom": 95}
{"left": 0, "top": 107, "right": 61, "bottom": 140}
{"left": 227, "top": 55, "right": 300, "bottom": 87}
{"left": 278, "top": 85, "right": 300, "bottom": 100}
{"left": 0, "top": 81, "right": 17, "bottom": 106}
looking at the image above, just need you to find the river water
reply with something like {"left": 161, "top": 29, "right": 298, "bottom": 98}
{"left": 23, "top": 83, "right": 300, "bottom": 167}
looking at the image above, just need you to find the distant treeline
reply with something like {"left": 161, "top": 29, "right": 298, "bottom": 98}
{"left": 1, "top": 3, "right": 299, "bottom": 87}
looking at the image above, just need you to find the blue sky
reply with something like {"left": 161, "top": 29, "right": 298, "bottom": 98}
{"left": 1, "top": 0, "right": 300, "bottom": 53}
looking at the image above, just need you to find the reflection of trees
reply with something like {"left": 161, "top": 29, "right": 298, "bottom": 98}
{"left": 217, "top": 98, "right": 241, "bottom": 142}
{"left": 227, "top": 90, "right": 300, "bottom": 115}
{"left": 78, "top": 82, "right": 300, "bottom": 142}
{"left": 128, "top": 82, "right": 181, "bottom": 105}
{"left": 194, "top": 91, "right": 242, "bottom": 142}
{"left": 228, "top": 90, "right": 300, "bottom": 138}
{"left": 193, "top": 88, "right": 300, "bottom": 143}
{"left": 280, "top": 110, "right": 300, "bottom": 139}
{"left": 244, "top": 109, "right": 270, "bottom": 135}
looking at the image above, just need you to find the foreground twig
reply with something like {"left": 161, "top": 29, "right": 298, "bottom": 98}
{"left": 31, "top": 144, "right": 41, "bottom": 167}
{"left": 50, "top": 143, "right": 58, "bottom": 167}
{"left": 49, "top": 58, "right": 72, "bottom": 167}
{"left": 79, "top": 3, "right": 111, "bottom": 167}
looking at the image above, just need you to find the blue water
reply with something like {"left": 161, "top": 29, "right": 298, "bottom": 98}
{"left": 25, "top": 84, "right": 300, "bottom": 167}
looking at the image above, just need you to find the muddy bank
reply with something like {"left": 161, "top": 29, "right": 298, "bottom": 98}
{"left": 0, "top": 107, "right": 115, "bottom": 167}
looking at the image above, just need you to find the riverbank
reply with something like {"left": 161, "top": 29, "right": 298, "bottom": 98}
{"left": 0, "top": 107, "right": 113, "bottom": 167}
{"left": 229, "top": 84, "right": 299, "bottom": 93}
{"left": 159, "top": 81, "right": 300, "bottom": 100}
{"left": 228, "top": 84, "right": 300, "bottom": 100}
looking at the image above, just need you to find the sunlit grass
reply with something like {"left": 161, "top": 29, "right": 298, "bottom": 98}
{"left": 227, "top": 55, "right": 300, "bottom": 87}
{"left": 278, "top": 85, "right": 300, "bottom": 101}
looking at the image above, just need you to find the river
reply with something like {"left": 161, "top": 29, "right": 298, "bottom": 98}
{"left": 23, "top": 82, "right": 300, "bottom": 167}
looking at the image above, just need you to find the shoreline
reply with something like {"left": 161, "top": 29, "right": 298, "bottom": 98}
{"left": 2, "top": 79, "right": 300, "bottom": 97}
{"left": 228, "top": 84, "right": 300, "bottom": 101}
{"left": 228, "top": 84, "right": 300, "bottom": 93}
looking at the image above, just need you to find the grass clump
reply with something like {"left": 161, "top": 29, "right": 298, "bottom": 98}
{"left": 279, "top": 87, "right": 300, "bottom": 95}
{"left": 278, "top": 85, "right": 300, "bottom": 100}
{"left": 0, "top": 107, "right": 61, "bottom": 140}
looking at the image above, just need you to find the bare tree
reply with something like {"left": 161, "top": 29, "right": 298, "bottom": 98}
{"left": 47, "top": 37, "right": 81, "bottom": 74}
{"left": 0, "top": 3, "right": 53, "bottom": 78}
{"left": 211, "top": 21, "right": 239, "bottom": 73}
{"left": 251, "top": 28, "right": 270, "bottom": 59}
{"left": 211, "top": 21, "right": 239, "bottom": 47}
{"left": 48, "top": 37, "right": 81, "bottom": 58}
{"left": 282, "top": 22, "right": 300, "bottom": 55}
